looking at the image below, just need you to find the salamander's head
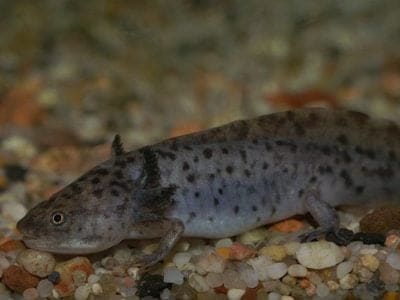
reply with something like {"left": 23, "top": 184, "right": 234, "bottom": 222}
{"left": 17, "top": 135, "right": 142, "bottom": 254}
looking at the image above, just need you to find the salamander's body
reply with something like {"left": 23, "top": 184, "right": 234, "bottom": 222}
{"left": 17, "top": 108, "right": 400, "bottom": 266}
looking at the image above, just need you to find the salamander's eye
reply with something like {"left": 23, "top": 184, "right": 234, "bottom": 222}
{"left": 51, "top": 212, "right": 65, "bottom": 225}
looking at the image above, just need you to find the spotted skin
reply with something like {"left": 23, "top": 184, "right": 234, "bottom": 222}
{"left": 17, "top": 108, "right": 400, "bottom": 266}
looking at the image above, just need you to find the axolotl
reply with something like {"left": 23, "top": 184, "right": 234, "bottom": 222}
{"left": 17, "top": 108, "right": 400, "bottom": 266}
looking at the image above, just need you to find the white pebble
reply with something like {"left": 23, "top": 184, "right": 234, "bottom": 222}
{"left": 74, "top": 285, "right": 91, "bottom": 300}
{"left": 0, "top": 255, "right": 10, "bottom": 271}
{"left": 17, "top": 249, "right": 56, "bottom": 277}
{"left": 195, "top": 252, "right": 226, "bottom": 274}
{"left": 173, "top": 252, "right": 192, "bottom": 269}
{"left": 227, "top": 288, "right": 245, "bottom": 300}
{"left": 163, "top": 267, "right": 184, "bottom": 285}
{"left": 287, "top": 264, "right": 307, "bottom": 277}
{"left": 339, "top": 274, "right": 358, "bottom": 289}
{"left": 205, "top": 272, "right": 224, "bottom": 288}
{"left": 160, "top": 288, "right": 171, "bottom": 300}
{"left": 215, "top": 238, "right": 233, "bottom": 248}
{"left": 316, "top": 283, "right": 330, "bottom": 297}
{"left": 87, "top": 274, "right": 100, "bottom": 284}
{"left": 386, "top": 252, "right": 400, "bottom": 270}
{"left": 268, "top": 292, "right": 281, "bottom": 300}
{"left": 238, "top": 263, "right": 259, "bottom": 288}
{"left": 91, "top": 283, "right": 103, "bottom": 295}
{"left": 247, "top": 255, "right": 273, "bottom": 281}
{"left": 265, "top": 262, "right": 287, "bottom": 280}
{"left": 127, "top": 267, "right": 140, "bottom": 279}
{"left": 2, "top": 201, "right": 27, "bottom": 221}
{"left": 284, "top": 242, "right": 301, "bottom": 256}
{"left": 223, "top": 269, "right": 247, "bottom": 289}
{"left": 296, "top": 241, "right": 344, "bottom": 269}
{"left": 37, "top": 279, "right": 53, "bottom": 298}
{"left": 188, "top": 273, "right": 209, "bottom": 292}
{"left": 336, "top": 261, "right": 353, "bottom": 279}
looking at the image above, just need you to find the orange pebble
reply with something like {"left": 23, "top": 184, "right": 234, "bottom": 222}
{"left": 0, "top": 239, "right": 26, "bottom": 252}
{"left": 216, "top": 247, "right": 231, "bottom": 259}
{"left": 299, "top": 278, "right": 311, "bottom": 289}
{"left": 214, "top": 285, "right": 228, "bottom": 294}
{"left": 230, "top": 242, "right": 256, "bottom": 260}
{"left": 384, "top": 291, "right": 400, "bottom": 300}
{"left": 272, "top": 219, "right": 305, "bottom": 233}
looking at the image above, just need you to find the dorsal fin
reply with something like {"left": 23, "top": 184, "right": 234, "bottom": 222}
{"left": 111, "top": 134, "right": 125, "bottom": 158}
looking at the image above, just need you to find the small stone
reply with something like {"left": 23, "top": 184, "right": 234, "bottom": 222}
{"left": 74, "top": 285, "right": 90, "bottom": 300}
{"left": 284, "top": 242, "right": 301, "bottom": 256}
{"left": 195, "top": 252, "right": 226, "bottom": 274}
{"left": 160, "top": 288, "right": 171, "bottom": 300}
{"left": 113, "top": 247, "right": 132, "bottom": 265}
{"left": 387, "top": 252, "right": 400, "bottom": 270}
{"left": 379, "top": 261, "right": 400, "bottom": 285}
{"left": 237, "top": 262, "right": 259, "bottom": 288}
{"left": 247, "top": 255, "right": 273, "bottom": 281}
{"left": 265, "top": 262, "right": 287, "bottom": 280}
{"left": 2, "top": 265, "right": 39, "bottom": 293}
{"left": 205, "top": 272, "right": 224, "bottom": 288}
{"left": 54, "top": 257, "right": 93, "bottom": 297}
{"left": 339, "top": 273, "right": 358, "bottom": 289}
{"left": 137, "top": 274, "right": 171, "bottom": 298}
{"left": 227, "top": 288, "right": 245, "bottom": 300}
{"left": 17, "top": 249, "right": 56, "bottom": 277}
{"left": 287, "top": 264, "right": 307, "bottom": 277}
{"left": 230, "top": 242, "right": 256, "bottom": 260}
{"left": 22, "top": 287, "right": 39, "bottom": 300}
{"left": 296, "top": 241, "right": 344, "bottom": 269}
{"left": 267, "top": 292, "right": 281, "bottom": 300}
{"left": 259, "top": 245, "right": 287, "bottom": 261}
{"left": 237, "top": 228, "right": 269, "bottom": 245}
{"left": 127, "top": 267, "right": 140, "bottom": 280}
{"left": 385, "top": 234, "right": 400, "bottom": 249}
{"left": 91, "top": 283, "right": 103, "bottom": 295}
{"left": 188, "top": 273, "right": 209, "bottom": 292}
{"left": 223, "top": 268, "right": 247, "bottom": 289}
{"left": 336, "top": 261, "right": 353, "bottom": 279}
{"left": 360, "top": 254, "right": 380, "bottom": 272}
{"left": 326, "top": 280, "right": 340, "bottom": 291}
{"left": 36, "top": 279, "right": 53, "bottom": 298}
{"left": 2, "top": 201, "right": 27, "bottom": 221}
{"left": 215, "top": 238, "right": 233, "bottom": 248}
{"left": 281, "top": 296, "right": 295, "bottom": 300}
{"left": 98, "top": 274, "right": 117, "bottom": 295}
{"left": 316, "top": 283, "right": 330, "bottom": 297}
{"left": 47, "top": 271, "right": 61, "bottom": 284}
{"left": 173, "top": 252, "right": 192, "bottom": 269}
{"left": 163, "top": 266, "right": 184, "bottom": 285}
{"left": 87, "top": 274, "right": 100, "bottom": 284}
{"left": 353, "top": 232, "right": 385, "bottom": 245}
{"left": 72, "top": 270, "right": 88, "bottom": 287}
{"left": 0, "top": 240, "right": 25, "bottom": 253}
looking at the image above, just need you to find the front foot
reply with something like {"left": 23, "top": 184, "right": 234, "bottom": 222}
{"left": 298, "top": 227, "right": 354, "bottom": 246}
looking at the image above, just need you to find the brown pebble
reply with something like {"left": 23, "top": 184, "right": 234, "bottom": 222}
{"left": 0, "top": 239, "right": 26, "bottom": 253}
{"left": 2, "top": 265, "right": 39, "bottom": 293}
{"left": 360, "top": 206, "right": 400, "bottom": 234}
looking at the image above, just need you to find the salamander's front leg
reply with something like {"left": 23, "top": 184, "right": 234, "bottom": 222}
{"left": 299, "top": 187, "right": 353, "bottom": 245}
{"left": 130, "top": 218, "right": 184, "bottom": 268}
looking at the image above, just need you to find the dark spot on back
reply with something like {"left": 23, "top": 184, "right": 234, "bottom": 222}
{"left": 194, "top": 191, "right": 200, "bottom": 198}
{"left": 193, "top": 156, "right": 199, "bottom": 163}
{"left": 93, "top": 189, "right": 104, "bottom": 198}
{"left": 114, "top": 170, "right": 124, "bottom": 179}
{"left": 226, "top": 166, "right": 234, "bottom": 174}
{"left": 111, "top": 189, "right": 120, "bottom": 197}
{"left": 252, "top": 139, "right": 259, "bottom": 145}
{"left": 203, "top": 148, "right": 213, "bottom": 159}
{"left": 294, "top": 123, "right": 306, "bottom": 136}
{"left": 182, "top": 161, "right": 190, "bottom": 171}
{"left": 252, "top": 205, "right": 258, "bottom": 212}
{"left": 234, "top": 205, "right": 240, "bottom": 214}
{"left": 265, "top": 142, "right": 272, "bottom": 151}
{"left": 218, "top": 188, "right": 224, "bottom": 195}
{"left": 244, "top": 169, "right": 251, "bottom": 177}
{"left": 184, "top": 145, "right": 193, "bottom": 151}
{"left": 336, "top": 134, "right": 348, "bottom": 145}
{"left": 97, "top": 168, "right": 109, "bottom": 176}
{"left": 355, "top": 185, "right": 365, "bottom": 194}
{"left": 239, "top": 150, "right": 247, "bottom": 163}
{"left": 91, "top": 177, "right": 100, "bottom": 184}
{"left": 186, "top": 174, "right": 195, "bottom": 183}
{"left": 340, "top": 169, "right": 353, "bottom": 187}
{"left": 222, "top": 148, "right": 229, "bottom": 154}
{"left": 262, "top": 162, "right": 269, "bottom": 170}
{"left": 214, "top": 197, "right": 219, "bottom": 206}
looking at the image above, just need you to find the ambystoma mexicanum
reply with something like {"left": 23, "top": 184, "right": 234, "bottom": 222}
{"left": 17, "top": 108, "right": 400, "bottom": 266}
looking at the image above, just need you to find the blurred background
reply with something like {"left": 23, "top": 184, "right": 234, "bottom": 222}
{"left": 0, "top": 0, "right": 399, "bottom": 226}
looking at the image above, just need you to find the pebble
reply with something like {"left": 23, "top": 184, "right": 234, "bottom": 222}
{"left": 316, "top": 283, "right": 330, "bottom": 297}
{"left": 283, "top": 242, "right": 301, "bottom": 256}
{"left": 2, "top": 265, "right": 40, "bottom": 293}
{"left": 188, "top": 273, "right": 209, "bottom": 292}
{"left": 74, "top": 285, "right": 91, "bottom": 300}
{"left": 237, "top": 262, "right": 259, "bottom": 288}
{"left": 195, "top": 252, "right": 226, "bottom": 274}
{"left": 137, "top": 274, "right": 171, "bottom": 298}
{"left": 237, "top": 228, "right": 269, "bottom": 245}
{"left": 247, "top": 255, "right": 273, "bottom": 281}
{"left": 205, "top": 272, "right": 224, "bottom": 288}
{"left": 160, "top": 288, "right": 171, "bottom": 300}
{"left": 259, "top": 245, "right": 287, "bottom": 261}
{"left": 215, "top": 238, "right": 233, "bottom": 248}
{"left": 91, "top": 283, "right": 103, "bottom": 295}
{"left": 296, "top": 241, "right": 344, "bottom": 269}
{"left": 267, "top": 292, "right": 281, "bottom": 300}
{"left": 173, "top": 252, "right": 192, "bottom": 269}
{"left": 2, "top": 201, "right": 27, "bottom": 222}
{"left": 339, "top": 273, "right": 358, "bottom": 289}
{"left": 265, "top": 262, "right": 288, "bottom": 280}
{"left": 360, "top": 254, "right": 380, "bottom": 272}
{"left": 281, "top": 296, "right": 295, "bottom": 300}
{"left": 36, "top": 279, "right": 53, "bottom": 298}
{"left": 223, "top": 268, "right": 247, "bottom": 289}
{"left": 227, "top": 288, "right": 245, "bottom": 300}
{"left": 230, "top": 242, "right": 256, "bottom": 260}
{"left": 17, "top": 249, "right": 56, "bottom": 277}
{"left": 287, "top": 264, "right": 307, "bottom": 277}
{"left": 336, "top": 261, "right": 353, "bottom": 279}
{"left": 22, "top": 287, "right": 39, "bottom": 300}
{"left": 87, "top": 274, "right": 100, "bottom": 284}
{"left": 163, "top": 266, "right": 184, "bottom": 285}
{"left": 0, "top": 240, "right": 25, "bottom": 253}
{"left": 379, "top": 261, "right": 400, "bottom": 285}
{"left": 386, "top": 252, "right": 400, "bottom": 270}
{"left": 54, "top": 257, "right": 93, "bottom": 297}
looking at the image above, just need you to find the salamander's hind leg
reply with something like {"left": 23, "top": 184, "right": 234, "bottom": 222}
{"left": 129, "top": 218, "right": 184, "bottom": 268}
{"left": 298, "top": 186, "right": 353, "bottom": 245}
